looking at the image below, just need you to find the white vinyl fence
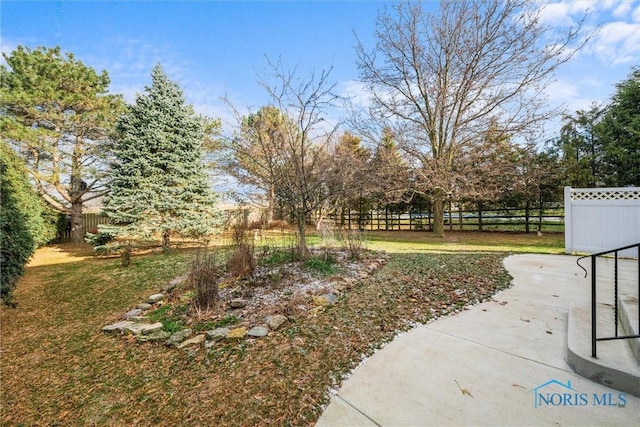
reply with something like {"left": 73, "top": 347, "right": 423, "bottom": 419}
{"left": 564, "top": 186, "right": 640, "bottom": 256}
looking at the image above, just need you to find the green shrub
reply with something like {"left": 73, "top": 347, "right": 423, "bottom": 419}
{"left": 262, "top": 249, "right": 296, "bottom": 266}
{"left": 194, "top": 315, "right": 240, "bottom": 332}
{"left": 0, "top": 142, "right": 55, "bottom": 306}
{"left": 304, "top": 257, "right": 336, "bottom": 276}
{"left": 85, "top": 231, "right": 115, "bottom": 247}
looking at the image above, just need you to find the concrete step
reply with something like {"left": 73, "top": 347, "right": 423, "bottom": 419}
{"left": 567, "top": 301, "right": 640, "bottom": 397}
{"left": 619, "top": 294, "right": 640, "bottom": 364}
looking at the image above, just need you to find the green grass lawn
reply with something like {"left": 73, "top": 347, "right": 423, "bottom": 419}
{"left": 363, "top": 230, "right": 564, "bottom": 254}
{"left": 0, "top": 231, "right": 563, "bottom": 426}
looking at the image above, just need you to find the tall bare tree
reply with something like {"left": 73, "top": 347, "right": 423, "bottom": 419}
{"left": 354, "top": 0, "right": 587, "bottom": 236}
{"left": 258, "top": 58, "right": 340, "bottom": 256}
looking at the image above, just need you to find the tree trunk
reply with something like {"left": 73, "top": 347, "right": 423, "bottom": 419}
{"left": 265, "top": 186, "right": 276, "bottom": 227}
{"left": 432, "top": 194, "right": 445, "bottom": 237}
{"left": 70, "top": 201, "right": 84, "bottom": 244}
{"left": 315, "top": 208, "right": 325, "bottom": 231}
{"left": 162, "top": 230, "right": 171, "bottom": 249}
{"left": 296, "top": 214, "right": 308, "bottom": 259}
{"left": 538, "top": 193, "right": 544, "bottom": 233}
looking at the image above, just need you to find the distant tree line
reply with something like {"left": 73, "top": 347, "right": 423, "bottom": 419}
{"left": 1, "top": 1, "right": 639, "bottom": 304}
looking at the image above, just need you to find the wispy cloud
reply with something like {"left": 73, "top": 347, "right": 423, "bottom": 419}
{"left": 633, "top": 3, "right": 640, "bottom": 22}
{"left": 538, "top": 0, "right": 594, "bottom": 26}
{"left": 80, "top": 36, "right": 192, "bottom": 102}
{"left": 538, "top": 1, "right": 640, "bottom": 67}
{"left": 547, "top": 77, "right": 600, "bottom": 112}
{"left": 337, "top": 79, "right": 370, "bottom": 109}
{"left": 589, "top": 20, "right": 640, "bottom": 65}
{"left": 612, "top": 2, "right": 632, "bottom": 18}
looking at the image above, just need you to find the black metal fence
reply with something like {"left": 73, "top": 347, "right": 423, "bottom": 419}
{"left": 326, "top": 204, "right": 564, "bottom": 233}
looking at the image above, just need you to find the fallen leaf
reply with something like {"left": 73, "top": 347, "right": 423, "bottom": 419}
{"left": 454, "top": 380, "right": 474, "bottom": 398}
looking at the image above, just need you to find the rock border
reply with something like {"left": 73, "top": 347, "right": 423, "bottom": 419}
{"left": 102, "top": 252, "right": 390, "bottom": 352}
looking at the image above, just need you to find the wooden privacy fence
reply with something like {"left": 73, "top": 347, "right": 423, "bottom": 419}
{"left": 326, "top": 204, "right": 564, "bottom": 233}
{"left": 54, "top": 213, "right": 110, "bottom": 243}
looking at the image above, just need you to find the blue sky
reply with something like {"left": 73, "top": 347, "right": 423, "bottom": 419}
{"left": 2, "top": 0, "right": 639, "bottom": 139}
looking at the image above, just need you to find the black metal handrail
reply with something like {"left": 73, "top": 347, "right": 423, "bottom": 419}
{"left": 577, "top": 243, "right": 640, "bottom": 358}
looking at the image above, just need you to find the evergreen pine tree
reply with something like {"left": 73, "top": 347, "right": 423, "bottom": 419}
{"left": 102, "top": 65, "right": 220, "bottom": 248}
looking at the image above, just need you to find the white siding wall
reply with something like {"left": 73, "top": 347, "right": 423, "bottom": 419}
{"left": 564, "top": 187, "right": 640, "bottom": 256}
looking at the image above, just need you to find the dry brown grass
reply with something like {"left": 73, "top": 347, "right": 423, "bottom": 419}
{"left": 1, "top": 239, "right": 513, "bottom": 426}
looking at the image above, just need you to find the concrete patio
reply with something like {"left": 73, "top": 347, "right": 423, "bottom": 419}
{"left": 316, "top": 254, "right": 640, "bottom": 426}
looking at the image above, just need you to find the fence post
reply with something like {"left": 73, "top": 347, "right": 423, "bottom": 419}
{"left": 538, "top": 196, "right": 544, "bottom": 233}
{"left": 564, "top": 186, "right": 572, "bottom": 254}
{"left": 384, "top": 207, "right": 389, "bottom": 230}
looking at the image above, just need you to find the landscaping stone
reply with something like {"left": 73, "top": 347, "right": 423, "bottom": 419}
{"left": 123, "top": 323, "right": 147, "bottom": 335}
{"left": 177, "top": 334, "right": 205, "bottom": 349}
{"left": 123, "top": 308, "right": 143, "bottom": 320}
{"left": 141, "top": 322, "right": 164, "bottom": 335}
{"left": 265, "top": 314, "right": 287, "bottom": 330}
{"left": 205, "top": 327, "right": 230, "bottom": 342}
{"left": 320, "top": 293, "right": 338, "bottom": 304}
{"left": 229, "top": 299, "right": 247, "bottom": 309}
{"left": 226, "top": 327, "right": 247, "bottom": 341}
{"left": 125, "top": 322, "right": 163, "bottom": 336}
{"left": 313, "top": 293, "right": 337, "bottom": 306}
{"left": 137, "top": 330, "right": 171, "bottom": 343}
{"left": 312, "top": 296, "right": 329, "bottom": 306}
{"left": 148, "top": 293, "right": 164, "bottom": 304}
{"left": 166, "top": 329, "right": 193, "bottom": 347}
{"left": 163, "top": 274, "right": 188, "bottom": 293}
{"left": 102, "top": 320, "right": 136, "bottom": 333}
{"left": 136, "top": 303, "right": 153, "bottom": 310}
{"left": 247, "top": 326, "right": 269, "bottom": 338}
